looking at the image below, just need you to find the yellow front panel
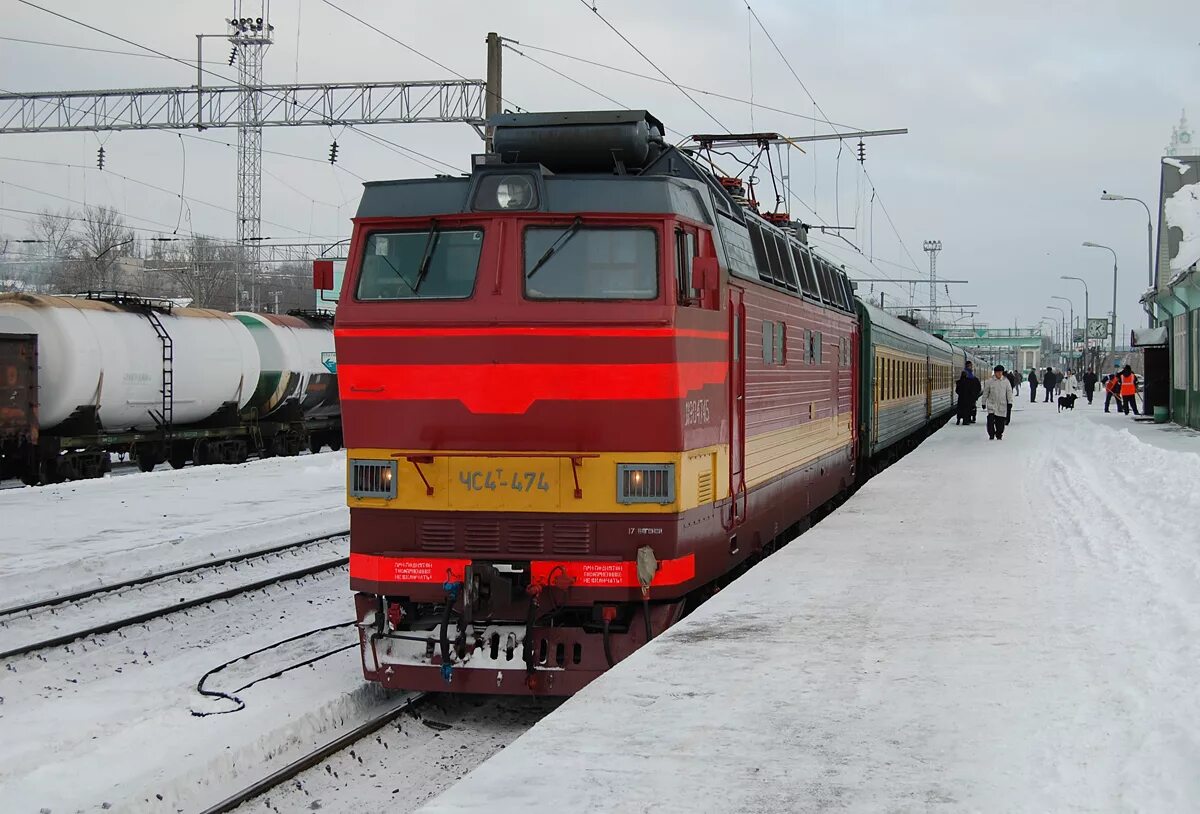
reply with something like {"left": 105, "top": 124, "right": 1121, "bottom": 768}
{"left": 348, "top": 447, "right": 728, "bottom": 514}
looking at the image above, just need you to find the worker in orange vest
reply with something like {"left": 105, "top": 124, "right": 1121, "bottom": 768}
{"left": 1117, "top": 364, "right": 1139, "bottom": 416}
{"left": 1103, "top": 368, "right": 1120, "bottom": 413}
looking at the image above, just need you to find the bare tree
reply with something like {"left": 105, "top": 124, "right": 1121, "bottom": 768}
{"left": 72, "top": 205, "right": 135, "bottom": 292}
{"left": 147, "top": 236, "right": 237, "bottom": 310}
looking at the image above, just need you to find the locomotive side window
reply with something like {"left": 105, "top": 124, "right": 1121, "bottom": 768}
{"left": 791, "top": 244, "right": 820, "bottom": 300}
{"left": 747, "top": 223, "right": 774, "bottom": 286}
{"left": 770, "top": 233, "right": 800, "bottom": 292}
{"left": 675, "top": 228, "right": 698, "bottom": 305}
{"left": 356, "top": 228, "right": 483, "bottom": 300}
{"left": 524, "top": 227, "right": 658, "bottom": 300}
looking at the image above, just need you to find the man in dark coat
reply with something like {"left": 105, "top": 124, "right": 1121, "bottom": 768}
{"left": 1028, "top": 368, "right": 1039, "bottom": 403}
{"left": 1082, "top": 369, "right": 1098, "bottom": 405}
{"left": 1042, "top": 367, "right": 1057, "bottom": 402}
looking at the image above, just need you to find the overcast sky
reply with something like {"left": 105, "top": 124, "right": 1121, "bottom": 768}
{"left": 1, "top": 0, "right": 1196, "bottom": 334}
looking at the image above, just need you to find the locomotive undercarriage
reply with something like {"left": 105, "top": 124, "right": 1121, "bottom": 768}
{"left": 355, "top": 562, "right": 687, "bottom": 695}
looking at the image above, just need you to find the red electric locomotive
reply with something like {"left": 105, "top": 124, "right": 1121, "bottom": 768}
{"left": 332, "top": 111, "right": 859, "bottom": 695}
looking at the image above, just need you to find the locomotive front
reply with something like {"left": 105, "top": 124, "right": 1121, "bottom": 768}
{"left": 335, "top": 111, "right": 732, "bottom": 695}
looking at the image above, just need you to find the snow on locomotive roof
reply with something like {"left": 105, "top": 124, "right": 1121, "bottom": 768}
{"left": 859, "top": 298, "right": 955, "bottom": 353}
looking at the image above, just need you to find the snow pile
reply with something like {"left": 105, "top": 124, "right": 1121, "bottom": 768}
{"left": 424, "top": 400, "right": 1200, "bottom": 813}
{"left": 1165, "top": 180, "right": 1200, "bottom": 273}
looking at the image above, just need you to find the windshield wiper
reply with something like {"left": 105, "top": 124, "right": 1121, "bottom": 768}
{"left": 379, "top": 253, "right": 419, "bottom": 296}
{"left": 526, "top": 217, "right": 583, "bottom": 279}
{"left": 412, "top": 220, "right": 441, "bottom": 294}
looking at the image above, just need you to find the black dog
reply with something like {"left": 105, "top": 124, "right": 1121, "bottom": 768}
{"left": 1057, "top": 393, "right": 1077, "bottom": 412}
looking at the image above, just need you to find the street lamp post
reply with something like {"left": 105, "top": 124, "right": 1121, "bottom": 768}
{"left": 1047, "top": 305, "right": 1067, "bottom": 367}
{"left": 1051, "top": 295, "right": 1075, "bottom": 369}
{"left": 1100, "top": 192, "right": 1153, "bottom": 327}
{"left": 1082, "top": 241, "right": 1118, "bottom": 357}
{"left": 1061, "top": 275, "right": 1090, "bottom": 372}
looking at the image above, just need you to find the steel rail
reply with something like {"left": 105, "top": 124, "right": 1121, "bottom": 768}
{"left": 0, "top": 530, "right": 349, "bottom": 617}
{"left": 0, "top": 554, "right": 349, "bottom": 659}
{"left": 197, "top": 692, "right": 428, "bottom": 814}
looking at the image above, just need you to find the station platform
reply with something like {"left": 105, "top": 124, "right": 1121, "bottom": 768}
{"left": 423, "top": 396, "right": 1200, "bottom": 812}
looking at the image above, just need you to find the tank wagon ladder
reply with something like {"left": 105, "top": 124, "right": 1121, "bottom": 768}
{"left": 82, "top": 291, "right": 175, "bottom": 429}
{"left": 142, "top": 308, "right": 174, "bottom": 430}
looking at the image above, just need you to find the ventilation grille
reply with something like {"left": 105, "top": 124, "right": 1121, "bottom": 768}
{"left": 418, "top": 520, "right": 455, "bottom": 552}
{"left": 508, "top": 522, "right": 545, "bottom": 555}
{"left": 349, "top": 459, "right": 397, "bottom": 499}
{"left": 697, "top": 469, "right": 714, "bottom": 504}
{"left": 551, "top": 522, "right": 591, "bottom": 555}
{"left": 463, "top": 521, "right": 501, "bottom": 553}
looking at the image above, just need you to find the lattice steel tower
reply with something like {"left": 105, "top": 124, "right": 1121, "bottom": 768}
{"left": 923, "top": 239, "right": 942, "bottom": 328}
{"left": 228, "top": 3, "right": 273, "bottom": 309}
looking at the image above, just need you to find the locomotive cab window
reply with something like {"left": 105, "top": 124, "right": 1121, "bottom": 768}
{"left": 356, "top": 228, "right": 483, "bottom": 300}
{"left": 524, "top": 226, "right": 658, "bottom": 300}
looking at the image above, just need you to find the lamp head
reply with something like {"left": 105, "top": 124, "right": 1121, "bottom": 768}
{"left": 1100, "top": 192, "right": 1123, "bottom": 201}
{"left": 1082, "top": 241, "right": 1100, "bottom": 248}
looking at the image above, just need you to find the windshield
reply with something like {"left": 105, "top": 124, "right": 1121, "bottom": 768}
{"left": 356, "top": 228, "right": 483, "bottom": 300}
{"left": 523, "top": 226, "right": 658, "bottom": 300}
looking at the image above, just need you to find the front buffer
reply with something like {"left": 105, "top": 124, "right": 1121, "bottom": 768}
{"left": 352, "top": 553, "right": 692, "bottom": 696}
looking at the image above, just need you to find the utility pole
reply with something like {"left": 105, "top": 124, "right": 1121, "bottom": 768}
{"left": 923, "top": 239, "right": 941, "bottom": 329}
{"left": 485, "top": 32, "right": 503, "bottom": 151}
{"left": 229, "top": 4, "right": 273, "bottom": 311}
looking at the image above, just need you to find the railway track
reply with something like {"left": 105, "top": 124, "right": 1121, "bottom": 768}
{"left": 197, "top": 692, "right": 427, "bottom": 814}
{"left": 0, "top": 532, "right": 350, "bottom": 659}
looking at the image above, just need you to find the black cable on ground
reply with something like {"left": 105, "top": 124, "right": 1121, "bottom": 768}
{"left": 192, "top": 622, "right": 355, "bottom": 716}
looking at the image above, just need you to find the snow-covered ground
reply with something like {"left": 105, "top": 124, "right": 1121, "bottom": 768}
{"left": 0, "top": 451, "right": 349, "bottom": 608}
{"left": 424, "top": 396, "right": 1200, "bottom": 813}
{"left": 0, "top": 451, "right": 557, "bottom": 813}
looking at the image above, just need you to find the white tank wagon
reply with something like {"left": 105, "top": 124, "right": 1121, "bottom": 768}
{"left": 0, "top": 293, "right": 260, "bottom": 431}
{"left": 0, "top": 293, "right": 342, "bottom": 485}
{"left": 233, "top": 311, "right": 341, "bottom": 455}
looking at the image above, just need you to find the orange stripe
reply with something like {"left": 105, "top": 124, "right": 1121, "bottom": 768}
{"left": 350, "top": 553, "right": 471, "bottom": 584}
{"left": 335, "top": 326, "right": 727, "bottom": 340}
{"left": 339, "top": 361, "right": 728, "bottom": 414}
{"left": 531, "top": 554, "right": 695, "bottom": 589}
{"left": 350, "top": 553, "right": 696, "bottom": 589}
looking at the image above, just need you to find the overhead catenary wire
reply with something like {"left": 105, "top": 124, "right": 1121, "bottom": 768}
{"left": 0, "top": 34, "right": 226, "bottom": 63}
{"left": 502, "top": 40, "right": 864, "bottom": 132}
{"left": 12, "top": 1, "right": 465, "bottom": 177}
{"left": 744, "top": 1, "right": 926, "bottom": 292}
{"left": 575, "top": 0, "right": 733, "bottom": 136}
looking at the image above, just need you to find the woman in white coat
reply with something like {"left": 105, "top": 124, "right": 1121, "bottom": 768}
{"left": 1063, "top": 370, "right": 1079, "bottom": 397}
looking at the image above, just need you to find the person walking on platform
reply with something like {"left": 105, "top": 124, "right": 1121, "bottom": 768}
{"left": 1063, "top": 370, "right": 1078, "bottom": 397}
{"left": 956, "top": 366, "right": 981, "bottom": 425}
{"left": 1042, "top": 367, "right": 1057, "bottom": 403}
{"left": 981, "top": 365, "right": 1014, "bottom": 440}
{"left": 1082, "top": 370, "right": 1097, "bottom": 405}
{"left": 1028, "top": 369, "right": 1039, "bottom": 403}
{"left": 1118, "top": 364, "right": 1140, "bottom": 415}
{"left": 1005, "top": 370, "right": 1018, "bottom": 394}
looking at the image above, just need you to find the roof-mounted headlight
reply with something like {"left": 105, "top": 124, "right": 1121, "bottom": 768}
{"left": 471, "top": 173, "right": 539, "bottom": 211}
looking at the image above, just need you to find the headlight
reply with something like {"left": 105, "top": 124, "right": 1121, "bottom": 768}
{"left": 496, "top": 176, "right": 534, "bottom": 209}
{"left": 471, "top": 173, "right": 539, "bottom": 211}
{"left": 350, "top": 459, "right": 398, "bottom": 499}
{"left": 616, "top": 464, "right": 675, "bottom": 504}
